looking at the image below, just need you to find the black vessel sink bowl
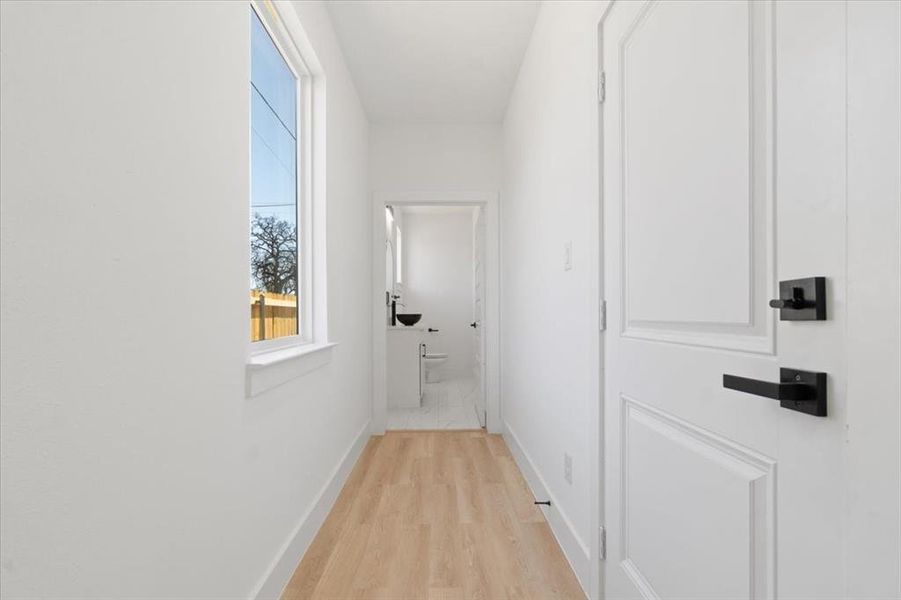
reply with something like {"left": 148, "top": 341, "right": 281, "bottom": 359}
{"left": 396, "top": 313, "right": 422, "bottom": 326}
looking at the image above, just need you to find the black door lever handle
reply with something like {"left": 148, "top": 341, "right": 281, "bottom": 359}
{"left": 723, "top": 374, "right": 813, "bottom": 401}
{"left": 723, "top": 368, "right": 827, "bottom": 416}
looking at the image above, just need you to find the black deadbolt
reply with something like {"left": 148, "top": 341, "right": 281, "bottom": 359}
{"left": 770, "top": 277, "right": 826, "bottom": 320}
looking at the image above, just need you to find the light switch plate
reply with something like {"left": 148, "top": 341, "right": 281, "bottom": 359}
{"left": 564, "top": 241, "right": 572, "bottom": 271}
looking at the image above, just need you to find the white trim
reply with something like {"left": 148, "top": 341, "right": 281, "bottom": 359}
{"left": 246, "top": 343, "right": 336, "bottom": 398}
{"left": 375, "top": 190, "right": 497, "bottom": 205}
{"left": 370, "top": 190, "right": 502, "bottom": 434}
{"left": 504, "top": 422, "right": 591, "bottom": 596}
{"left": 250, "top": 334, "right": 309, "bottom": 356}
{"left": 595, "top": 5, "right": 616, "bottom": 599}
{"left": 248, "top": 341, "right": 337, "bottom": 368}
{"left": 250, "top": 422, "right": 371, "bottom": 600}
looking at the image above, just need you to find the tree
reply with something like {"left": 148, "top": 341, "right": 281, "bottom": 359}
{"left": 251, "top": 213, "right": 297, "bottom": 295}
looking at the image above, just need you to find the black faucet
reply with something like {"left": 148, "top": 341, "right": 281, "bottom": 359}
{"left": 390, "top": 294, "right": 404, "bottom": 326}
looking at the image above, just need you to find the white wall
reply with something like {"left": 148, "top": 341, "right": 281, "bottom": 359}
{"left": 401, "top": 208, "right": 476, "bottom": 378}
{"left": 0, "top": 1, "right": 370, "bottom": 598}
{"left": 370, "top": 123, "right": 502, "bottom": 191}
{"left": 501, "top": 1, "right": 608, "bottom": 594}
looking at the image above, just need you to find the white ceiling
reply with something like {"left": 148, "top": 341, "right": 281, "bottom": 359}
{"left": 324, "top": 0, "right": 541, "bottom": 124}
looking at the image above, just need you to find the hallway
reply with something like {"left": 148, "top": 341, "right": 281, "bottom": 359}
{"left": 282, "top": 431, "right": 583, "bottom": 599}
{"left": 1, "top": 1, "right": 899, "bottom": 598}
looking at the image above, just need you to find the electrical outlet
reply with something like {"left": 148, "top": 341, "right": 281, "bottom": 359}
{"left": 564, "top": 453, "right": 573, "bottom": 484}
{"left": 564, "top": 241, "right": 572, "bottom": 271}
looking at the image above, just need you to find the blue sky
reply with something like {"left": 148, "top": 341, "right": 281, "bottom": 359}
{"left": 251, "top": 9, "right": 296, "bottom": 227}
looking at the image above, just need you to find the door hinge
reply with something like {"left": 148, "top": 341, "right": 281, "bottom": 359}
{"left": 599, "top": 526, "right": 607, "bottom": 560}
{"left": 598, "top": 70, "right": 606, "bottom": 103}
{"left": 599, "top": 300, "right": 607, "bottom": 331}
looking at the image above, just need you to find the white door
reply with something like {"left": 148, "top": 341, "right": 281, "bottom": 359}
{"left": 602, "top": 1, "right": 850, "bottom": 598}
{"left": 472, "top": 207, "right": 487, "bottom": 427}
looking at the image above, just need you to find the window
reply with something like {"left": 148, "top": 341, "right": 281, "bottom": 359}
{"left": 395, "top": 226, "right": 403, "bottom": 284}
{"left": 250, "top": 7, "right": 301, "bottom": 344}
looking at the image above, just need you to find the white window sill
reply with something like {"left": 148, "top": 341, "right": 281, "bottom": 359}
{"left": 248, "top": 341, "right": 336, "bottom": 368}
{"left": 246, "top": 342, "right": 336, "bottom": 398}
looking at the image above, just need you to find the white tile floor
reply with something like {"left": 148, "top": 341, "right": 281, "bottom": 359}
{"left": 387, "top": 377, "right": 483, "bottom": 430}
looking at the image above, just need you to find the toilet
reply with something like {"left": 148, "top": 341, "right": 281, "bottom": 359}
{"left": 422, "top": 351, "right": 449, "bottom": 383}
{"left": 421, "top": 331, "right": 449, "bottom": 383}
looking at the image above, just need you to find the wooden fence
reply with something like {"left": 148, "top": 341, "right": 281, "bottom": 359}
{"left": 250, "top": 290, "right": 298, "bottom": 342}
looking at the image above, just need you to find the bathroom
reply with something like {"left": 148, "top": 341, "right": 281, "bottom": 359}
{"left": 384, "top": 204, "right": 486, "bottom": 429}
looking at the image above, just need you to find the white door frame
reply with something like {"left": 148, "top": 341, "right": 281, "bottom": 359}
{"left": 371, "top": 191, "right": 502, "bottom": 434}
{"left": 593, "top": 6, "right": 616, "bottom": 599}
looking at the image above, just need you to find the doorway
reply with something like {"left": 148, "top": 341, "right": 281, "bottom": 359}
{"left": 384, "top": 204, "right": 484, "bottom": 429}
{"left": 371, "top": 192, "right": 501, "bottom": 434}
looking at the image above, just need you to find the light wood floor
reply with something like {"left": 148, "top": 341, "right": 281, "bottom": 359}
{"left": 282, "top": 430, "right": 585, "bottom": 600}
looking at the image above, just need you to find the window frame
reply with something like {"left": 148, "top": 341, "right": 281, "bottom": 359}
{"left": 249, "top": 0, "right": 314, "bottom": 355}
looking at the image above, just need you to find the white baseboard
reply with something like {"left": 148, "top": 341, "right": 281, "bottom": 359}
{"left": 503, "top": 422, "right": 590, "bottom": 596}
{"left": 251, "top": 422, "right": 371, "bottom": 600}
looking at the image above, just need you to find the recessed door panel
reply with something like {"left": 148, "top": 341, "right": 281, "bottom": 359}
{"left": 621, "top": 397, "right": 773, "bottom": 600}
{"left": 619, "top": 0, "right": 774, "bottom": 354}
